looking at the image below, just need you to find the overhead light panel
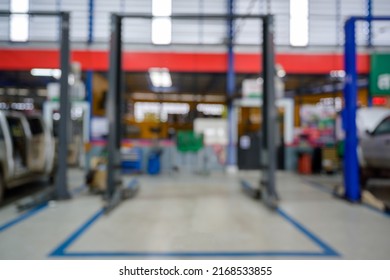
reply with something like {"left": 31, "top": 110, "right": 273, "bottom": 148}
{"left": 31, "top": 68, "right": 61, "bottom": 79}
{"left": 152, "top": 18, "right": 172, "bottom": 45}
{"left": 10, "top": 0, "right": 29, "bottom": 42}
{"left": 148, "top": 68, "right": 172, "bottom": 88}
{"left": 290, "top": 0, "right": 309, "bottom": 47}
{"left": 330, "top": 70, "right": 346, "bottom": 78}
{"left": 152, "top": 0, "right": 172, "bottom": 45}
{"left": 10, "top": 14, "right": 29, "bottom": 42}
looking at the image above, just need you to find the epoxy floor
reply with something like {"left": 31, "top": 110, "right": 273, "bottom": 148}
{"left": 0, "top": 170, "right": 389, "bottom": 259}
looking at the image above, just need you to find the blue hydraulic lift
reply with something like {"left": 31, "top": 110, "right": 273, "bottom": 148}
{"left": 343, "top": 16, "right": 390, "bottom": 202}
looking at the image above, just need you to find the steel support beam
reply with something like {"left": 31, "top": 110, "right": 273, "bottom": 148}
{"left": 226, "top": 0, "right": 237, "bottom": 171}
{"left": 101, "top": 13, "right": 271, "bottom": 20}
{"left": 367, "top": 0, "right": 373, "bottom": 47}
{"left": 55, "top": 12, "right": 72, "bottom": 200}
{"left": 106, "top": 14, "right": 123, "bottom": 202}
{"left": 88, "top": 0, "right": 94, "bottom": 44}
{"left": 0, "top": 11, "right": 69, "bottom": 17}
{"left": 86, "top": 0, "right": 94, "bottom": 139}
{"left": 366, "top": 0, "right": 373, "bottom": 107}
{"left": 336, "top": 0, "right": 341, "bottom": 46}
{"left": 260, "top": 14, "right": 278, "bottom": 208}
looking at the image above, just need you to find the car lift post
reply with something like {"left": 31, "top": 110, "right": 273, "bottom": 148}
{"left": 343, "top": 16, "right": 390, "bottom": 202}
{"left": 260, "top": 14, "right": 279, "bottom": 208}
{"left": 56, "top": 12, "right": 72, "bottom": 200}
{"left": 105, "top": 13, "right": 124, "bottom": 212}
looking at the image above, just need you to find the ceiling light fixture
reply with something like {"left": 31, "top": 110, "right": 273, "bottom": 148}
{"left": 148, "top": 67, "right": 172, "bottom": 88}
{"left": 290, "top": 0, "right": 309, "bottom": 47}
{"left": 151, "top": 0, "right": 172, "bottom": 45}
{"left": 31, "top": 68, "right": 61, "bottom": 79}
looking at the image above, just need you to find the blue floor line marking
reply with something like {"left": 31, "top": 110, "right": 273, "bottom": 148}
{"left": 49, "top": 178, "right": 339, "bottom": 258}
{"left": 56, "top": 251, "right": 330, "bottom": 258}
{"left": 276, "top": 208, "right": 339, "bottom": 256}
{"left": 50, "top": 177, "right": 139, "bottom": 256}
{"left": 50, "top": 208, "right": 104, "bottom": 256}
{"left": 0, "top": 182, "right": 87, "bottom": 234}
{"left": 0, "top": 203, "right": 48, "bottom": 233}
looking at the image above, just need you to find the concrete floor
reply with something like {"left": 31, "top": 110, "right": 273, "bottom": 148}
{"left": 0, "top": 170, "right": 389, "bottom": 259}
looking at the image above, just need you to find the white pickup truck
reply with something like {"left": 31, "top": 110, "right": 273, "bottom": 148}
{"left": 0, "top": 110, "right": 55, "bottom": 203}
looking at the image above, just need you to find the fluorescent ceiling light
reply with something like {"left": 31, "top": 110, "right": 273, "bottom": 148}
{"left": 197, "top": 104, "right": 224, "bottom": 115}
{"left": 152, "top": 0, "right": 172, "bottom": 16}
{"left": 151, "top": 0, "right": 172, "bottom": 45}
{"left": 10, "top": 0, "right": 29, "bottom": 42}
{"left": 134, "top": 101, "right": 189, "bottom": 122}
{"left": 330, "top": 70, "right": 346, "bottom": 78}
{"left": 31, "top": 68, "right": 61, "bottom": 79}
{"left": 152, "top": 18, "right": 172, "bottom": 45}
{"left": 148, "top": 68, "right": 172, "bottom": 88}
{"left": 10, "top": 14, "right": 29, "bottom": 42}
{"left": 290, "top": 0, "right": 309, "bottom": 47}
{"left": 11, "top": 0, "right": 29, "bottom": 13}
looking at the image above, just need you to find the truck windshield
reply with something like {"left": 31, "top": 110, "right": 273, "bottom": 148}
{"left": 27, "top": 117, "right": 44, "bottom": 135}
{"left": 6, "top": 117, "right": 25, "bottom": 138}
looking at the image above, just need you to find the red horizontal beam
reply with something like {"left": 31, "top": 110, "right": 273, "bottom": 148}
{"left": 0, "top": 49, "right": 369, "bottom": 74}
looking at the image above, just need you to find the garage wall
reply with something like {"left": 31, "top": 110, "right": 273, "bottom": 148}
{"left": 372, "top": 0, "right": 390, "bottom": 46}
{"left": 29, "top": 0, "right": 58, "bottom": 41}
{"left": 0, "top": 0, "right": 389, "bottom": 48}
{"left": 171, "top": 0, "right": 226, "bottom": 45}
{"left": 94, "top": 0, "right": 152, "bottom": 44}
